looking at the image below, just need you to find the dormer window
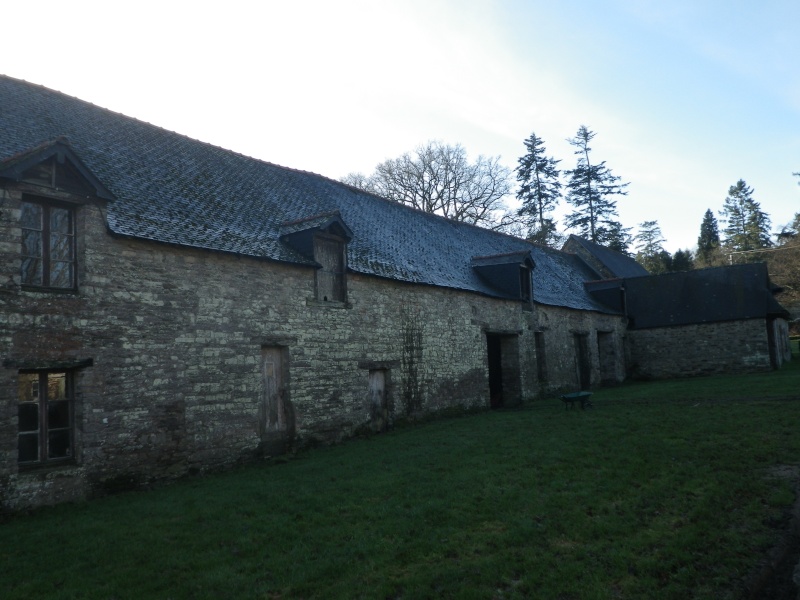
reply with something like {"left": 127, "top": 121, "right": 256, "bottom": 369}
{"left": 279, "top": 211, "right": 353, "bottom": 306}
{"left": 21, "top": 198, "right": 76, "bottom": 290}
{"left": 471, "top": 251, "right": 535, "bottom": 302}
{"left": 314, "top": 233, "right": 347, "bottom": 302}
{"left": 2, "top": 138, "right": 115, "bottom": 293}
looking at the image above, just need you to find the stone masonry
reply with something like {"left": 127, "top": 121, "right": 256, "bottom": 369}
{"left": 626, "top": 319, "right": 774, "bottom": 379}
{"left": 0, "top": 186, "right": 628, "bottom": 510}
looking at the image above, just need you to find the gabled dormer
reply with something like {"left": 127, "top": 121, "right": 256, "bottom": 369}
{"left": 280, "top": 212, "right": 353, "bottom": 304}
{"left": 0, "top": 137, "right": 115, "bottom": 201}
{"left": 471, "top": 251, "right": 535, "bottom": 301}
{"left": 279, "top": 212, "right": 352, "bottom": 259}
{"left": 1, "top": 139, "right": 115, "bottom": 293}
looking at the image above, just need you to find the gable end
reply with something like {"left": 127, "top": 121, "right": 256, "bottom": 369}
{"left": 0, "top": 138, "right": 115, "bottom": 201}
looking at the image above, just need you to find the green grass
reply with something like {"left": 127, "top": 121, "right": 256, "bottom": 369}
{"left": 1, "top": 360, "right": 799, "bottom": 599}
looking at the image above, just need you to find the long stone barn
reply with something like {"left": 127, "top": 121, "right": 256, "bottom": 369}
{"left": 0, "top": 75, "right": 790, "bottom": 510}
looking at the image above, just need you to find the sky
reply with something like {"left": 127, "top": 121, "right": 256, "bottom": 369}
{"left": 2, "top": 0, "right": 798, "bottom": 252}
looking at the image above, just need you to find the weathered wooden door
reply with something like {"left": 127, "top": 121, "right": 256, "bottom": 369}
{"left": 314, "top": 235, "right": 346, "bottom": 302}
{"left": 260, "top": 346, "right": 292, "bottom": 456}
{"left": 368, "top": 369, "right": 388, "bottom": 432}
{"left": 261, "top": 347, "right": 286, "bottom": 432}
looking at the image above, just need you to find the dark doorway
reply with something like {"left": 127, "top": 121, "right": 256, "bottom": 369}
{"left": 487, "top": 334, "right": 503, "bottom": 408}
{"left": 574, "top": 333, "right": 591, "bottom": 390}
{"left": 486, "top": 333, "right": 521, "bottom": 408}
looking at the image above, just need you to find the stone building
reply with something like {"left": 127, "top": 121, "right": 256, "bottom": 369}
{"left": 569, "top": 236, "right": 792, "bottom": 375}
{"left": 587, "top": 263, "right": 791, "bottom": 377}
{"left": 0, "top": 76, "right": 789, "bottom": 510}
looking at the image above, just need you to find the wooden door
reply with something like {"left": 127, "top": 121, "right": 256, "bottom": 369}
{"left": 261, "top": 347, "right": 286, "bottom": 432}
{"left": 369, "top": 369, "right": 388, "bottom": 431}
{"left": 314, "top": 236, "right": 346, "bottom": 302}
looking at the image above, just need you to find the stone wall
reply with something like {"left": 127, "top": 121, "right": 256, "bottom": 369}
{"left": 532, "top": 304, "right": 628, "bottom": 394}
{"left": 0, "top": 186, "right": 630, "bottom": 510}
{"left": 625, "top": 319, "right": 773, "bottom": 379}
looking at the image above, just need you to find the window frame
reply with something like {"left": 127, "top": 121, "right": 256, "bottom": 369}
{"left": 313, "top": 232, "right": 347, "bottom": 303}
{"left": 17, "top": 369, "right": 76, "bottom": 468}
{"left": 20, "top": 195, "right": 77, "bottom": 292}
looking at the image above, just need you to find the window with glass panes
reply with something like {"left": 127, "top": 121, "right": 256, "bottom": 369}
{"left": 18, "top": 371, "right": 74, "bottom": 465}
{"left": 20, "top": 199, "right": 76, "bottom": 290}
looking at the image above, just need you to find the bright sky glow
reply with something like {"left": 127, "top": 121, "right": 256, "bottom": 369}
{"left": 3, "top": 0, "right": 798, "bottom": 252}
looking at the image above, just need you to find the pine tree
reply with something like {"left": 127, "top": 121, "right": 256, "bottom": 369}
{"left": 777, "top": 212, "right": 800, "bottom": 243}
{"left": 634, "top": 220, "right": 668, "bottom": 273}
{"left": 598, "top": 220, "right": 633, "bottom": 254}
{"left": 670, "top": 249, "right": 694, "bottom": 272}
{"left": 564, "top": 125, "right": 630, "bottom": 251}
{"left": 696, "top": 209, "right": 721, "bottom": 266}
{"left": 719, "top": 179, "right": 772, "bottom": 254}
{"left": 515, "top": 132, "right": 562, "bottom": 247}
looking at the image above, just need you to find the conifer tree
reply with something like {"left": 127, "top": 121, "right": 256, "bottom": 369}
{"left": 515, "top": 132, "right": 562, "bottom": 247}
{"left": 719, "top": 179, "right": 772, "bottom": 253}
{"left": 696, "top": 209, "right": 721, "bottom": 266}
{"left": 777, "top": 212, "right": 800, "bottom": 243}
{"left": 564, "top": 125, "right": 630, "bottom": 252}
{"left": 670, "top": 249, "right": 694, "bottom": 272}
{"left": 600, "top": 220, "right": 633, "bottom": 255}
{"left": 633, "top": 220, "right": 668, "bottom": 273}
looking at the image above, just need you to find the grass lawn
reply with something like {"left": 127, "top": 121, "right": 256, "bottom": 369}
{"left": 1, "top": 358, "right": 799, "bottom": 599}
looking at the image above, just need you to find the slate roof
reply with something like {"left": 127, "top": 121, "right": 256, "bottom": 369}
{"left": 589, "top": 263, "right": 790, "bottom": 329}
{"left": 0, "top": 136, "right": 115, "bottom": 200}
{"left": 564, "top": 234, "right": 650, "bottom": 278}
{"left": 0, "top": 75, "right": 616, "bottom": 313}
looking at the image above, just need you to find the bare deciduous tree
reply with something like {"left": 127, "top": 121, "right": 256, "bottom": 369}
{"left": 341, "top": 141, "right": 513, "bottom": 230}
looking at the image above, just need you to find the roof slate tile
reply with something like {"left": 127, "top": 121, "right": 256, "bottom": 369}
{"left": 0, "top": 75, "right": 616, "bottom": 313}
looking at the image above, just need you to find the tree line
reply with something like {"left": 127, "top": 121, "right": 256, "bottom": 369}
{"left": 341, "top": 132, "right": 800, "bottom": 280}
{"left": 341, "top": 126, "right": 632, "bottom": 252}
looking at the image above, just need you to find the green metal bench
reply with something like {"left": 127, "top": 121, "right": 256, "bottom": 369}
{"left": 560, "top": 391, "right": 593, "bottom": 410}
